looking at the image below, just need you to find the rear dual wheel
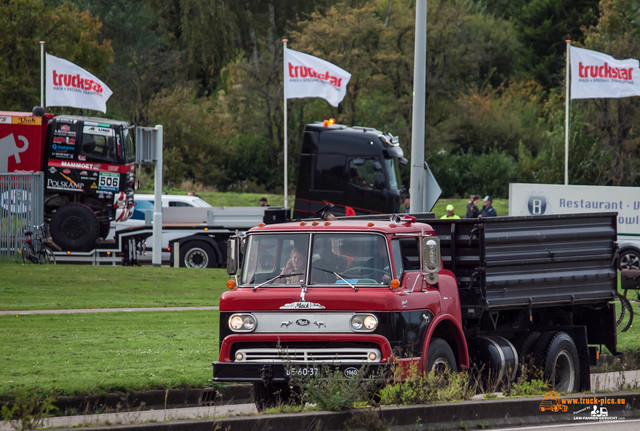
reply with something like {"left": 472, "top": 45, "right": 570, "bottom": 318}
{"left": 534, "top": 331, "right": 580, "bottom": 392}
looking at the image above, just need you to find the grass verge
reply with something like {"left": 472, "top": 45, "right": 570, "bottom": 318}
{"left": 0, "top": 311, "right": 218, "bottom": 398}
{"left": 0, "top": 264, "right": 228, "bottom": 310}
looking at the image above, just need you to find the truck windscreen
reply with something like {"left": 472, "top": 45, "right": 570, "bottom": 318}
{"left": 241, "top": 233, "right": 391, "bottom": 287}
{"left": 385, "top": 157, "right": 400, "bottom": 191}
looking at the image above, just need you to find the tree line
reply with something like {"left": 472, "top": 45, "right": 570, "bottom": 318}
{"left": 2, "top": 0, "right": 639, "bottom": 198}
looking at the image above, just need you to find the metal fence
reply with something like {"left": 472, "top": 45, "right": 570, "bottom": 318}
{"left": 0, "top": 173, "right": 44, "bottom": 259}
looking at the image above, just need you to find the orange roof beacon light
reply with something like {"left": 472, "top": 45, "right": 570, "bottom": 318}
{"left": 226, "top": 279, "right": 236, "bottom": 290}
{"left": 323, "top": 118, "right": 335, "bottom": 127}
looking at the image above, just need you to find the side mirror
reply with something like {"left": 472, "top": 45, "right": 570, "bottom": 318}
{"left": 422, "top": 237, "right": 441, "bottom": 284}
{"left": 227, "top": 236, "right": 240, "bottom": 275}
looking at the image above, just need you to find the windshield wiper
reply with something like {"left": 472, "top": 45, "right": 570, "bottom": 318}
{"left": 253, "top": 273, "right": 304, "bottom": 291}
{"left": 313, "top": 267, "right": 358, "bottom": 292}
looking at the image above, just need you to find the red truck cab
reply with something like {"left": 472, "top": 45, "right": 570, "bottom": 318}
{"left": 214, "top": 215, "right": 469, "bottom": 409}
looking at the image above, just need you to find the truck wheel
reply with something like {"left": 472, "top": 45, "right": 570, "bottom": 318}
{"left": 252, "top": 382, "right": 291, "bottom": 412}
{"left": 180, "top": 241, "right": 216, "bottom": 268}
{"left": 619, "top": 249, "right": 640, "bottom": 270}
{"left": 50, "top": 203, "right": 99, "bottom": 251}
{"left": 426, "top": 337, "right": 458, "bottom": 374}
{"left": 538, "top": 331, "right": 580, "bottom": 392}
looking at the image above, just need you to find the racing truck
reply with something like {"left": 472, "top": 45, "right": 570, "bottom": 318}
{"left": 214, "top": 212, "right": 619, "bottom": 410}
{"left": 0, "top": 107, "right": 135, "bottom": 250}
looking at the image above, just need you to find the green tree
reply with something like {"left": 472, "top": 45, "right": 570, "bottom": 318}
{"left": 579, "top": 0, "right": 640, "bottom": 185}
{"left": 73, "top": 0, "right": 184, "bottom": 123}
{"left": 509, "top": 0, "right": 600, "bottom": 90}
{"left": 144, "top": 86, "right": 234, "bottom": 187}
{"left": 0, "top": 0, "right": 112, "bottom": 111}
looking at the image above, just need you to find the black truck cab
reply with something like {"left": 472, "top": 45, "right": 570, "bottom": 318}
{"left": 293, "top": 121, "right": 405, "bottom": 219}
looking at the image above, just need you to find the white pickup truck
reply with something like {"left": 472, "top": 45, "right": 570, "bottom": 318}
{"left": 109, "top": 194, "right": 288, "bottom": 268}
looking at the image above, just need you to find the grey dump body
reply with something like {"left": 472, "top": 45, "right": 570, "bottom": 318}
{"left": 427, "top": 212, "right": 617, "bottom": 313}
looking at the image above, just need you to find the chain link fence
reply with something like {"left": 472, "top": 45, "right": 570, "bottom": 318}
{"left": 0, "top": 173, "right": 44, "bottom": 259}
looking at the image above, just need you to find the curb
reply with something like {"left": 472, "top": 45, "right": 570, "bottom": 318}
{"left": 49, "top": 391, "right": 640, "bottom": 431}
{"left": 52, "top": 385, "right": 252, "bottom": 414}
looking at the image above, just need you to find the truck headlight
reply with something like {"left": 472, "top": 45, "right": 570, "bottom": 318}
{"left": 229, "top": 314, "right": 257, "bottom": 332}
{"left": 350, "top": 314, "right": 378, "bottom": 332}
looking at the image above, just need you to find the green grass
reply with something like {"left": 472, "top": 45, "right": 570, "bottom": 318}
{"left": 0, "top": 311, "right": 218, "bottom": 398}
{"left": 0, "top": 262, "right": 229, "bottom": 398}
{"left": 0, "top": 265, "right": 228, "bottom": 310}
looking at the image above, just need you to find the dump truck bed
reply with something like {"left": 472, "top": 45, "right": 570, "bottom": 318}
{"left": 426, "top": 213, "right": 618, "bottom": 318}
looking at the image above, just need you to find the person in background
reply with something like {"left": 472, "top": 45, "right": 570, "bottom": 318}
{"left": 479, "top": 196, "right": 497, "bottom": 218}
{"left": 259, "top": 197, "right": 269, "bottom": 207}
{"left": 466, "top": 194, "right": 481, "bottom": 218}
{"left": 404, "top": 196, "right": 410, "bottom": 213}
{"left": 440, "top": 204, "right": 460, "bottom": 219}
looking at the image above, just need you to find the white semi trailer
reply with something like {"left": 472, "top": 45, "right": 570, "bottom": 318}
{"left": 509, "top": 183, "right": 640, "bottom": 270}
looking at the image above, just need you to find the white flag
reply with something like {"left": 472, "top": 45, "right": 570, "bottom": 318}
{"left": 284, "top": 48, "right": 351, "bottom": 107}
{"left": 45, "top": 53, "right": 113, "bottom": 113}
{"left": 570, "top": 46, "right": 640, "bottom": 99}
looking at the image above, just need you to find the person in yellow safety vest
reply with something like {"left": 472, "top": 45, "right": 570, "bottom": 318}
{"left": 441, "top": 204, "right": 461, "bottom": 219}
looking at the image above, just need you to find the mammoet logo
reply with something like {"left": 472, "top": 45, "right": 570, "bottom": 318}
{"left": 0, "top": 134, "right": 28, "bottom": 172}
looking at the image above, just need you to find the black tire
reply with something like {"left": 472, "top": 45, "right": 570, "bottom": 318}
{"left": 252, "top": 382, "right": 291, "bottom": 412}
{"left": 619, "top": 249, "right": 640, "bottom": 270}
{"left": 426, "top": 337, "right": 458, "bottom": 373}
{"left": 616, "top": 292, "right": 634, "bottom": 333}
{"left": 179, "top": 240, "right": 216, "bottom": 268}
{"left": 538, "top": 331, "right": 580, "bottom": 392}
{"left": 50, "top": 203, "right": 100, "bottom": 251}
{"left": 21, "top": 242, "right": 36, "bottom": 264}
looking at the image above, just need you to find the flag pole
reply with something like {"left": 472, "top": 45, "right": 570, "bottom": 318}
{"left": 40, "top": 41, "right": 45, "bottom": 107}
{"left": 282, "top": 38, "right": 288, "bottom": 209}
{"left": 565, "top": 40, "right": 571, "bottom": 185}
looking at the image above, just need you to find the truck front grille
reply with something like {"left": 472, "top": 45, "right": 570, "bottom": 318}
{"left": 234, "top": 347, "right": 381, "bottom": 363}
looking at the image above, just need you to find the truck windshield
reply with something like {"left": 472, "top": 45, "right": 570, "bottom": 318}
{"left": 241, "top": 232, "right": 391, "bottom": 286}
{"left": 385, "top": 157, "right": 400, "bottom": 191}
{"left": 122, "top": 127, "right": 135, "bottom": 164}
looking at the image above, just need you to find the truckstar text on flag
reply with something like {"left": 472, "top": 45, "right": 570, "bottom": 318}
{"left": 570, "top": 46, "right": 640, "bottom": 99}
{"left": 45, "top": 53, "right": 113, "bottom": 113}
{"left": 284, "top": 47, "right": 351, "bottom": 107}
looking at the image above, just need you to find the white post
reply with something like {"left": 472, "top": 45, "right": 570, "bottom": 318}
{"left": 152, "top": 125, "right": 163, "bottom": 267}
{"left": 565, "top": 40, "right": 571, "bottom": 185}
{"left": 40, "top": 41, "right": 45, "bottom": 107}
{"left": 409, "top": 0, "right": 427, "bottom": 212}
{"left": 283, "top": 39, "right": 289, "bottom": 208}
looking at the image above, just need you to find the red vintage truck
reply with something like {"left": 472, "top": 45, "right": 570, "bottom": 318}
{"left": 0, "top": 107, "right": 136, "bottom": 250}
{"left": 214, "top": 212, "right": 619, "bottom": 410}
